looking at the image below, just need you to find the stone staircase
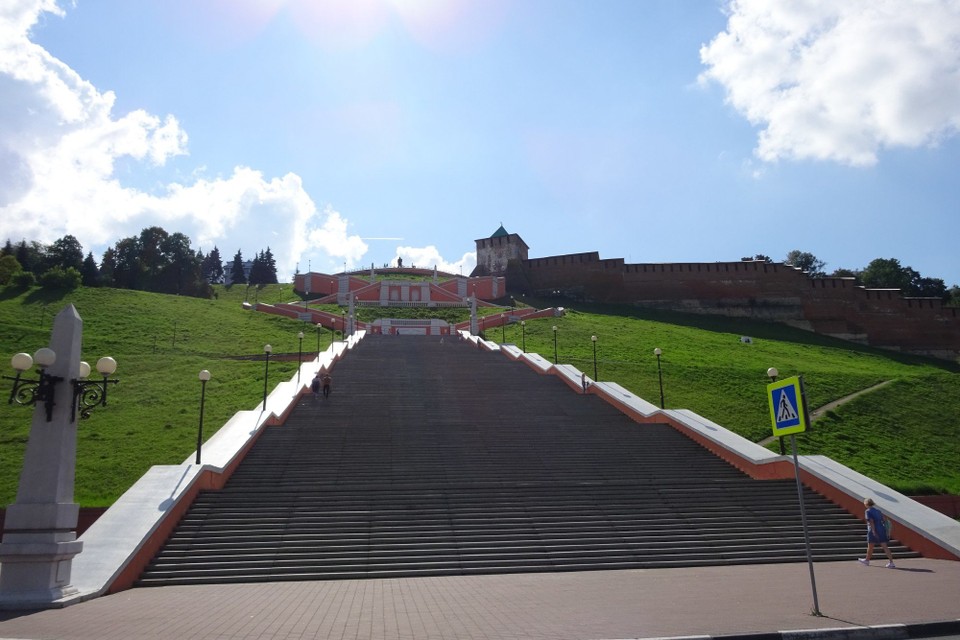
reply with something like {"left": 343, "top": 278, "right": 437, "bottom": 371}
{"left": 136, "top": 335, "right": 916, "bottom": 586}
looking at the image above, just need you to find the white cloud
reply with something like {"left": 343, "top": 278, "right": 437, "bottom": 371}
{"left": 395, "top": 245, "right": 476, "bottom": 276}
{"left": 700, "top": 0, "right": 960, "bottom": 166}
{"left": 0, "top": 1, "right": 472, "bottom": 281}
{"left": 304, "top": 205, "right": 369, "bottom": 270}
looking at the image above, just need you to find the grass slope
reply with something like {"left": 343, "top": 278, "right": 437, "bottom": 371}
{"left": 1, "top": 286, "right": 958, "bottom": 506}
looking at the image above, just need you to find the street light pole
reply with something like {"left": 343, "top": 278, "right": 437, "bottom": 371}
{"left": 316, "top": 323, "right": 322, "bottom": 355}
{"left": 654, "top": 348, "right": 664, "bottom": 409}
{"left": 521, "top": 320, "right": 526, "bottom": 353}
{"left": 196, "top": 370, "right": 210, "bottom": 464}
{"left": 262, "top": 344, "right": 272, "bottom": 411}
{"left": 591, "top": 335, "right": 598, "bottom": 381}
{"left": 552, "top": 325, "right": 558, "bottom": 364}
{"left": 297, "top": 331, "right": 304, "bottom": 383}
{"left": 500, "top": 314, "right": 505, "bottom": 343}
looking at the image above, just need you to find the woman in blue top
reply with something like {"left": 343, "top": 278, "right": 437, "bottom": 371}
{"left": 858, "top": 498, "right": 895, "bottom": 568}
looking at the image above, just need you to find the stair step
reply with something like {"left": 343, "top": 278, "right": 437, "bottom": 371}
{"left": 138, "top": 335, "right": 910, "bottom": 586}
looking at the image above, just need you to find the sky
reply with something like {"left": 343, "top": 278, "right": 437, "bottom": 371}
{"left": 1, "top": 0, "right": 959, "bottom": 285}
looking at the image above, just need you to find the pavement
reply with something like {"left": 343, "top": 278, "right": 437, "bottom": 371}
{"left": 0, "top": 559, "right": 959, "bottom": 640}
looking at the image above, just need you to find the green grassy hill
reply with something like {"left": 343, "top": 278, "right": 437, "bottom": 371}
{"left": 1, "top": 285, "right": 958, "bottom": 506}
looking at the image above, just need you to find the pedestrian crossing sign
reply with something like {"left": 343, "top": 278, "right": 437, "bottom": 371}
{"left": 767, "top": 376, "right": 807, "bottom": 436}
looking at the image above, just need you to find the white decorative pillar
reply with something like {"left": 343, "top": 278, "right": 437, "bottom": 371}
{"left": 0, "top": 305, "right": 85, "bottom": 606}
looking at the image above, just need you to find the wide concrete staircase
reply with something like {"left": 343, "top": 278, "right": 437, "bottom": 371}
{"left": 137, "top": 335, "right": 916, "bottom": 586}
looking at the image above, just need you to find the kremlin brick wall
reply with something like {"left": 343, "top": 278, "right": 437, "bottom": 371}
{"left": 515, "top": 251, "right": 960, "bottom": 360}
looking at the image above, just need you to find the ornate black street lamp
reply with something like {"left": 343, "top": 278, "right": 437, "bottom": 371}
{"left": 195, "top": 369, "right": 210, "bottom": 464}
{"left": 552, "top": 325, "right": 558, "bottom": 364}
{"left": 72, "top": 356, "right": 119, "bottom": 421}
{"left": 5, "top": 349, "right": 119, "bottom": 422}
{"left": 591, "top": 335, "right": 598, "bottom": 381}
{"left": 654, "top": 347, "right": 664, "bottom": 409}
{"left": 5, "top": 349, "right": 61, "bottom": 422}
{"left": 262, "top": 344, "right": 272, "bottom": 411}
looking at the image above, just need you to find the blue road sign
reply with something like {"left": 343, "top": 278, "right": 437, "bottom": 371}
{"left": 767, "top": 376, "right": 807, "bottom": 436}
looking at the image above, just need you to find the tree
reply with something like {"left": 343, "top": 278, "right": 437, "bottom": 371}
{"left": 157, "top": 231, "right": 199, "bottom": 295}
{"left": 262, "top": 247, "right": 278, "bottom": 284}
{"left": 859, "top": 258, "right": 946, "bottom": 297}
{"left": 112, "top": 236, "right": 141, "bottom": 289}
{"left": 39, "top": 266, "right": 81, "bottom": 291}
{"left": 248, "top": 250, "right": 265, "bottom": 285}
{"left": 99, "top": 247, "right": 117, "bottom": 287}
{"left": 137, "top": 226, "right": 171, "bottom": 292}
{"left": 201, "top": 246, "right": 225, "bottom": 283}
{"left": 14, "top": 240, "right": 44, "bottom": 275}
{"left": 911, "top": 275, "right": 946, "bottom": 299}
{"left": 860, "top": 258, "right": 912, "bottom": 290}
{"left": 81, "top": 252, "right": 100, "bottom": 287}
{"left": 230, "top": 250, "right": 246, "bottom": 284}
{"left": 11, "top": 271, "right": 36, "bottom": 288}
{"left": 830, "top": 268, "right": 858, "bottom": 278}
{"left": 947, "top": 285, "right": 960, "bottom": 307}
{"left": 741, "top": 254, "right": 772, "bottom": 263}
{"left": 1, "top": 239, "right": 14, "bottom": 257}
{"left": 784, "top": 250, "right": 826, "bottom": 276}
{"left": 0, "top": 254, "right": 21, "bottom": 285}
{"left": 45, "top": 235, "right": 84, "bottom": 272}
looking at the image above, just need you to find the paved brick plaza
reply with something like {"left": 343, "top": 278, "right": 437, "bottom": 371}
{"left": 1, "top": 559, "right": 959, "bottom": 639}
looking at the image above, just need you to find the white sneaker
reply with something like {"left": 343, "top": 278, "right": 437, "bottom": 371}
{"left": 885, "top": 561, "right": 896, "bottom": 568}
{"left": 858, "top": 558, "right": 870, "bottom": 565}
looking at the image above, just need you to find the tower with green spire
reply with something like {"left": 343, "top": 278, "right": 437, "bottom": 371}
{"left": 472, "top": 224, "right": 529, "bottom": 277}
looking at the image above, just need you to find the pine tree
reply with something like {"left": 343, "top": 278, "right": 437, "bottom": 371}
{"left": 263, "top": 246, "right": 278, "bottom": 284}
{"left": 81, "top": 252, "right": 100, "bottom": 287}
{"left": 201, "top": 246, "right": 225, "bottom": 283}
{"left": 230, "top": 250, "right": 246, "bottom": 284}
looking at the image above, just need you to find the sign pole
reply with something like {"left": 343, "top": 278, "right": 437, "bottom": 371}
{"left": 790, "top": 432, "right": 821, "bottom": 616}
{"left": 767, "top": 374, "right": 822, "bottom": 617}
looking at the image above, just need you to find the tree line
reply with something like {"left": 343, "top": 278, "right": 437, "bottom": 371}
{"left": 0, "top": 227, "right": 279, "bottom": 298}
{"left": 742, "top": 251, "right": 959, "bottom": 305}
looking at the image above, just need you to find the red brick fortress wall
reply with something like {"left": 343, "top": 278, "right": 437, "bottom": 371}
{"left": 519, "top": 256, "right": 960, "bottom": 360}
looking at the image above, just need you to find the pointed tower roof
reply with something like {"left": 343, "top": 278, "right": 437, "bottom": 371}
{"left": 490, "top": 224, "right": 509, "bottom": 238}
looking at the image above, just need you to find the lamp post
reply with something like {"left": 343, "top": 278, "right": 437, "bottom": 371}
{"left": 262, "top": 344, "right": 272, "bottom": 411}
{"left": 341, "top": 312, "right": 346, "bottom": 341}
{"left": 316, "top": 323, "right": 322, "bottom": 355}
{"left": 654, "top": 348, "right": 665, "bottom": 409}
{"left": 552, "top": 325, "right": 558, "bottom": 364}
{"left": 520, "top": 320, "right": 526, "bottom": 353}
{"left": 5, "top": 350, "right": 119, "bottom": 422}
{"left": 297, "top": 331, "right": 304, "bottom": 383}
{"left": 591, "top": 335, "right": 598, "bottom": 381}
{"left": 500, "top": 314, "right": 505, "bottom": 343}
{"left": 767, "top": 367, "right": 785, "bottom": 455}
{"left": 195, "top": 370, "right": 210, "bottom": 464}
